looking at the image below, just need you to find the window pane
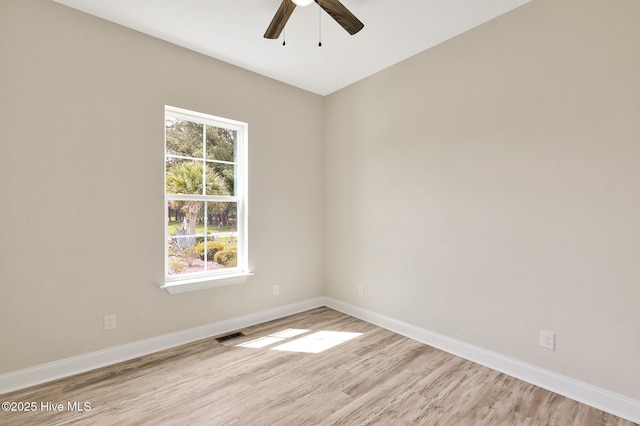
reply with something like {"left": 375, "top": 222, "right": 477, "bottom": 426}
{"left": 206, "top": 162, "right": 235, "bottom": 196}
{"left": 167, "top": 201, "right": 186, "bottom": 236}
{"left": 166, "top": 159, "right": 204, "bottom": 195}
{"left": 206, "top": 125, "right": 236, "bottom": 162}
{"left": 167, "top": 200, "right": 206, "bottom": 276}
{"left": 206, "top": 201, "right": 238, "bottom": 269}
{"left": 167, "top": 201, "right": 207, "bottom": 237}
{"left": 167, "top": 235, "right": 202, "bottom": 276}
{"left": 167, "top": 238, "right": 203, "bottom": 275}
{"left": 166, "top": 119, "right": 203, "bottom": 158}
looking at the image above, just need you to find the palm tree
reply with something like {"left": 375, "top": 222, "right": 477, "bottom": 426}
{"left": 166, "top": 161, "right": 228, "bottom": 236}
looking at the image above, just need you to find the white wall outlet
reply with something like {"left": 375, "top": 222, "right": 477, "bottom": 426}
{"left": 358, "top": 285, "right": 364, "bottom": 296}
{"left": 104, "top": 314, "right": 116, "bottom": 331}
{"left": 540, "top": 330, "right": 555, "bottom": 350}
{"left": 273, "top": 285, "right": 280, "bottom": 296}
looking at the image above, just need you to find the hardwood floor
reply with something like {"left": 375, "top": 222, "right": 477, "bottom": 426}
{"left": 1, "top": 307, "right": 635, "bottom": 425}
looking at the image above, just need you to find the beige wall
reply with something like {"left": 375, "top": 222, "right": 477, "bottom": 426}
{"left": 0, "top": 0, "right": 324, "bottom": 373}
{"left": 325, "top": 0, "right": 640, "bottom": 400}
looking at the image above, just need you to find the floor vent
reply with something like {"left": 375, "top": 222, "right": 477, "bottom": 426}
{"left": 215, "top": 332, "right": 245, "bottom": 343}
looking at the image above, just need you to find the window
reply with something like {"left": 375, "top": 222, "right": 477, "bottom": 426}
{"left": 163, "top": 106, "right": 249, "bottom": 293}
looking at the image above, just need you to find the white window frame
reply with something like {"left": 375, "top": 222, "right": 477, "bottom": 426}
{"left": 162, "top": 105, "right": 251, "bottom": 294}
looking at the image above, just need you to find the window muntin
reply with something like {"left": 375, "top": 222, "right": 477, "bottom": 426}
{"left": 164, "top": 106, "right": 247, "bottom": 283}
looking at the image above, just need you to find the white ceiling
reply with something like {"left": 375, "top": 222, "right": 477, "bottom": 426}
{"left": 52, "top": 0, "right": 531, "bottom": 95}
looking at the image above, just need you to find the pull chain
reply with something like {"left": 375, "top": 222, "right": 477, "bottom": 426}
{"left": 318, "top": 6, "right": 322, "bottom": 47}
{"left": 282, "top": 28, "right": 286, "bottom": 46}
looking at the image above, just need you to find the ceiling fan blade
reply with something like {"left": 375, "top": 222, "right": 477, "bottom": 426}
{"left": 315, "top": 0, "right": 364, "bottom": 35}
{"left": 264, "top": 0, "right": 297, "bottom": 39}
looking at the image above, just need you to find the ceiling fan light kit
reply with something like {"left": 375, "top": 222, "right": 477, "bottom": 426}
{"left": 264, "top": 0, "right": 364, "bottom": 42}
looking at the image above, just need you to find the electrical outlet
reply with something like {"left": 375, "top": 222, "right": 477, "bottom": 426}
{"left": 273, "top": 285, "right": 280, "bottom": 296}
{"left": 104, "top": 314, "right": 116, "bottom": 331}
{"left": 540, "top": 330, "right": 555, "bottom": 350}
{"left": 358, "top": 285, "right": 364, "bottom": 296}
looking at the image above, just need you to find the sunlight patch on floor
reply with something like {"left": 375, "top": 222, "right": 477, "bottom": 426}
{"left": 236, "top": 329, "right": 362, "bottom": 353}
{"left": 236, "top": 329, "right": 309, "bottom": 349}
{"left": 272, "top": 331, "right": 363, "bottom": 354}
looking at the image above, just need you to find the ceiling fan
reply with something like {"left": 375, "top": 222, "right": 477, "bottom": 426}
{"left": 264, "top": 0, "right": 364, "bottom": 40}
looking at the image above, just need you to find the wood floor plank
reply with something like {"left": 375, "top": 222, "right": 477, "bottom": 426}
{"left": 0, "top": 307, "right": 635, "bottom": 425}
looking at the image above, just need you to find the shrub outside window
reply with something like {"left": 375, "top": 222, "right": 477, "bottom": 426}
{"left": 164, "top": 106, "right": 248, "bottom": 289}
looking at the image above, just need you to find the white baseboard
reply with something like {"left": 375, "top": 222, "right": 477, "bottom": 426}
{"left": 0, "top": 297, "right": 325, "bottom": 395}
{"left": 323, "top": 297, "right": 640, "bottom": 424}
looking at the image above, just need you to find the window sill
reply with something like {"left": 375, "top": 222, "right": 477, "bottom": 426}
{"left": 161, "top": 272, "right": 253, "bottom": 294}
